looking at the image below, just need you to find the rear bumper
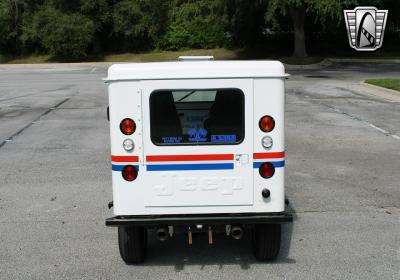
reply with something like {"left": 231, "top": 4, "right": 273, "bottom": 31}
{"left": 105, "top": 212, "right": 293, "bottom": 227}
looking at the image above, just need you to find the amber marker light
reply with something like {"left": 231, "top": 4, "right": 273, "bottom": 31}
{"left": 120, "top": 118, "right": 136, "bottom": 135}
{"left": 259, "top": 115, "right": 275, "bottom": 132}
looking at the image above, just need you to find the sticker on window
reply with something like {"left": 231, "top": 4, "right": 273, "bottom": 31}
{"left": 161, "top": 137, "right": 183, "bottom": 143}
{"left": 211, "top": 135, "right": 237, "bottom": 143}
{"left": 188, "top": 128, "right": 208, "bottom": 142}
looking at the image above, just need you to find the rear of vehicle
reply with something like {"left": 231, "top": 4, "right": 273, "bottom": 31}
{"left": 105, "top": 60, "right": 292, "bottom": 263}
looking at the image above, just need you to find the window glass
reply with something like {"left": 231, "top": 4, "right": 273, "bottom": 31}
{"left": 150, "top": 89, "right": 244, "bottom": 145}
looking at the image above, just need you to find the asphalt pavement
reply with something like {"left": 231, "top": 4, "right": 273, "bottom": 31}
{"left": 0, "top": 61, "right": 399, "bottom": 279}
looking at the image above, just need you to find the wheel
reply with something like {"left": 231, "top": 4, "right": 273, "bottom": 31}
{"left": 252, "top": 224, "right": 281, "bottom": 261}
{"left": 118, "top": 226, "right": 147, "bottom": 264}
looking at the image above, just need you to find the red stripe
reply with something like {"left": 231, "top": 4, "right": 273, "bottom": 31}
{"left": 253, "top": 152, "right": 285, "bottom": 159}
{"left": 111, "top": 155, "right": 139, "bottom": 162}
{"left": 146, "top": 154, "right": 234, "bottom": 162}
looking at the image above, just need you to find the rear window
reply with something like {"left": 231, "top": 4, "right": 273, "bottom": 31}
{"left": 150, "top": 89, "right": 244, "bottom": 145}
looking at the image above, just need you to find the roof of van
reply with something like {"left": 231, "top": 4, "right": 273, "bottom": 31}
{"left": 106, "top": 61, "right": 287, "bottom": 82}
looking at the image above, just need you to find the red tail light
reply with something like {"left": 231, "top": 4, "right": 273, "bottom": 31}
{"left": 259, "top": 115, "right": 275, "bottom": 132}
{"left": 259, "top": 162, "right": 275, "bottom": 178}
{"left": 122, "top": 165, "right": 138, "bottom": 181}
{"left": 120, "top": 118, "right": 136, "bottom": 135}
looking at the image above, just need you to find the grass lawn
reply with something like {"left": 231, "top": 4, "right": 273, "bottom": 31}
{"left": 0, "top": 49, "right": 241, "bottom": 64}
{"left": 1, "top": 48, "right": 325, "bottom": 64}
{"left": 2, "top": 48, "right": 398, "bottom": 65}
{"left": 0, "top": 54, "right": 52, "bottom": 64}
{"left": 365, "top": 79, "right": 400, "bottom": 92}
{"left": 103, "top": 48, "right": 241, "bottom": 62}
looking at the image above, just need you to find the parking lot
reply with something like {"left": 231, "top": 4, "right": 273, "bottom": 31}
{"left": 0, "top": 61, "right": 399, "bottom": 279}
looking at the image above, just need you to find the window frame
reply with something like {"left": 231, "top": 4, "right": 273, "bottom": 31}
{"left": 149, "top": 88, "right": 246, "bottom": 146}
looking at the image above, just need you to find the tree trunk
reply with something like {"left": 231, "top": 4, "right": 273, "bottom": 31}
{"left": 289, "top": 4, "right": 307, "bottom": 58}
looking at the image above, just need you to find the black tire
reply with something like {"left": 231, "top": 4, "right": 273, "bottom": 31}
{"left": 118, "top": 226, "right": 147, "bottom": 264}
{"left": 252, "top": 224, "right": 281, "bottom": 261}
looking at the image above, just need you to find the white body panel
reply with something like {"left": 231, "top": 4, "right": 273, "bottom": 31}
{"left": 107, "top": 61, "right": 286, "bottom": 216}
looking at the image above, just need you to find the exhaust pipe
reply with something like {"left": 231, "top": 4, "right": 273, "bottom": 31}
{"left": 231, "top": 226, "right": 243, "bottom": 240}
{"left": 156, "top": 227, "right": 169, "bottom": 241}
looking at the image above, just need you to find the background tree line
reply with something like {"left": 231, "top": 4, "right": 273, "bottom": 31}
{"left": 0, "top": 0, "right": 399, "bottom": 60}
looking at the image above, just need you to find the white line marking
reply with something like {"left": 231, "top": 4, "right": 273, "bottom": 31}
{"left": 369, "top": 124, "right": 389, "bottom": 134}
{"left": 391, "top": 135, "right": 400, "bottom": 140}
{"left": 90, "top": 67, "right": 97, "bottom": 73}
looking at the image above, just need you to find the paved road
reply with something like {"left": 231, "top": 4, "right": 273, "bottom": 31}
{"left": 0, "top": 62, "right": 399, "bottom": 279}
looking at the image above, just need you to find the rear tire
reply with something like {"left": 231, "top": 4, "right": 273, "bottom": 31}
{"left": 252, "top": 224, "right": 281, "bottom": 261}
{"left": 118, "top": 226, "right": 147, "bottom": 264}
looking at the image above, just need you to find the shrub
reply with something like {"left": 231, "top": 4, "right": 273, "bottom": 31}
{"left": 23, "top": 7, "right": 95, "bottom": 58}
{"left": 160, "top": 1, "right": 227, "bottom": 50}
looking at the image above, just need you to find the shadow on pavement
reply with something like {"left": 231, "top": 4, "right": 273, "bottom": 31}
{"left": 130, "top": 203, "right": 297, "bottom": 271}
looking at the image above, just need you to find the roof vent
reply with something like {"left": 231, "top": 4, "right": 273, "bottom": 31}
{"left": 178, "top": 56, "right": 214, "bottom": 61}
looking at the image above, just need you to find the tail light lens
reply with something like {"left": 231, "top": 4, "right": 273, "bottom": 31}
{"left": 259, "top": 115, "right": 275, "bottom": 132}
{"left": 120, "top": 118, "right": 136, "bottom": 135}
{"left": 259, "top": 162, "right": 275, "bottom": 178}
{"left": 122, "top": 165, "right": 138, "bottom": 181}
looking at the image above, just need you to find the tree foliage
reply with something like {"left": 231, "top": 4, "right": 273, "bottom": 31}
{"left": 0, "top": 0, "right": 398, "bottom": 59}
{"left": 266, "top": 0, "right": 360, "bottom": 57}
{"left": 112, "top": 0, "right": 170, "bottom": 51}
{"left": 0, "top": 0, "right": 32, "bottom": 53}
{"left": 23, "top": 6, "right": 96, "bottom": 58}
{"left": 161, "top": 0, "right": 227, "bottom": 50}
{"left": 267, "top": 0, "right": 358, "bottom": 26}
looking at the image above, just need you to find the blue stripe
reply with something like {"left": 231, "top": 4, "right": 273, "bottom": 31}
{"left": 112, "top": 165, "right": 139, "bottom": 171}
{"left": 253, "top": 161, "right": 285, "bottom": 168}
{"left": 112, "top": 162, "right": 284, "bottom": 171}
{"left": 147, "top": 163, "right": 234, "bottom": 171}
